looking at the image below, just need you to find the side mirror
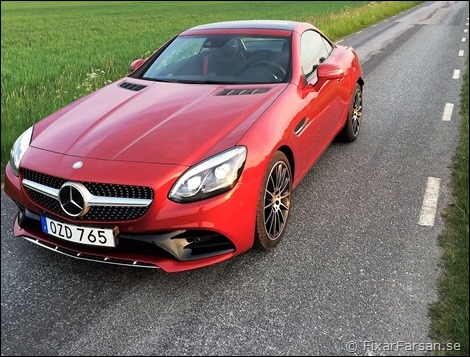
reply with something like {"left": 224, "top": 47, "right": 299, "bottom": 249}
{"left": 129, "top": 58, "right": 145, "bottom": 72}
{"left": 317, "top": 62, "right": 345, "bottom": 80}
{"left": 301, "top": 62, "right": 345, "bottom": 98}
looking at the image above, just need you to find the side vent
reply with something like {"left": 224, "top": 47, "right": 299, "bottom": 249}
{"left": 119, "top": 82, "right": 147, "bottom": 92}
{"left": 217, "top": 88, "right": 271, "bottom": 96}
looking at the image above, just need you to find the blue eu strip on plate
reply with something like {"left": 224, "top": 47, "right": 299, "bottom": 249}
{"left": 40, "top": 215, "right": 48, "bottom": 233}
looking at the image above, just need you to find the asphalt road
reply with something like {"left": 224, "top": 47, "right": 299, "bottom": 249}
{"left": 1, "top": 1, "right": 469, "bottom": 355}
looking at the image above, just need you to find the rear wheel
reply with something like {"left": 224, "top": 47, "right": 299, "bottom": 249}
{"left": 254, "top": 151, "right": 292, "bottom": 251}
{"left": 338, "top": 83, "right": 362, "bottom": 142}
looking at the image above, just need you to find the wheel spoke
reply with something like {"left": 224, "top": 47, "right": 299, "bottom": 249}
{"left": 272, "top": 209, "right": 278, "bottom": 236}
{"left": 268, "top": 174, "right": 275, "bottom": 191}
{"left": 276, "top": 163, "right": 284, "bottom": 189}
{"left": 355, "top": 92, "right": 361, "bottom": 104}
{"left": 277, "top": 209, "right": 286, "bottom": 225}
{"left": 267, "top": 209, "right": 275, "bottom": 234}
{"left": 280, "top": 175, "right": 289, "bottom": 193}
{"left": 352, "top": 118, "right": 358, "bottom": 134}
{"left": 275, "top": 210, "right": 283, "bottom": 235}
{"left": 264, "top": 201, "right": 274, "bottom": 209}
{"left": 265, "top": 207, "right": 273, "bottom": 224}
{"left": 265, "top": 189, "right": 274, "bottom": 199}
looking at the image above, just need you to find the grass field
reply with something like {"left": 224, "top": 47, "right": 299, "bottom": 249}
{"left": 1, "top": 1, "right": 421, "bottom": 173}
{"left": 430, "top": 59, "right": 469, "bottom": 356}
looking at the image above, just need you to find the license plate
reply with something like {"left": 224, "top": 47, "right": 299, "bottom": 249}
{"left": 40, "top": 215, "right": 116, "bottom": 247}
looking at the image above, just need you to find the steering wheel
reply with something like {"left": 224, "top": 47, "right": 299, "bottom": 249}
{"left": 224, "top": 38, "right": 247, "bottom": 62}
{"left": 250, "top": 60, "right": 287, "bottom": 81}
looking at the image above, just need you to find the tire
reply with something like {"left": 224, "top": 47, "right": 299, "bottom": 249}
{"left": 254, "top": 151, "right": 292, "bottom": 251}
{"left": 338, "top": 83, "right": 363, "bottom": 142}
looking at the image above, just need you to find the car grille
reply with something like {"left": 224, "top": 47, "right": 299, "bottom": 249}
{"left": 22, "top": 169, "right": 154, "bottom": 222}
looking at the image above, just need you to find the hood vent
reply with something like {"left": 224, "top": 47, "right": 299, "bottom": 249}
{"left": 217, "top": 88, "right": 271, "bottom": 96}
{"left": 119, "top": 82, "right": 147, "bottom": 92}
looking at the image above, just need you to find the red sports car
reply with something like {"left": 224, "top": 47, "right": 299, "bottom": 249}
{"left": 4, "top": 20, "right": 363, "bottom": 272}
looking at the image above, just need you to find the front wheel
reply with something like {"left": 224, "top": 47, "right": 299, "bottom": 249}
{"left": 254, "top": 151, "right": 292, "bottom": 251}
{"left": 338, "top": 83, "right": 363, "bottom": 142}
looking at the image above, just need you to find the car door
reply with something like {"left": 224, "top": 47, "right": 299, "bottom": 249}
{"left": 300, "top": 30, "right": 346, "bottom": 163}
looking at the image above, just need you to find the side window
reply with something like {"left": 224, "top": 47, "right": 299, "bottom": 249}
{"left": 321, "top": 36, "right": 333, "bottom": 56}
{"left": 300, "top": 30, "right": 330, "bottom": 79}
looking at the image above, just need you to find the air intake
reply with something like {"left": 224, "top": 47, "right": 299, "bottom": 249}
{"left": 119, "top": 82, "right": 147, "bottom": 92}
{"left": 218, "top": 88, "right": 271, "bottom": 96}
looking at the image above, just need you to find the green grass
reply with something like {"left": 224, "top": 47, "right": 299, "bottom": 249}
{"left": 429, "top": 59, "right": 469, "bottom": 356}
{"left": 1, "top": 1, "right": 421, "bottom": 174}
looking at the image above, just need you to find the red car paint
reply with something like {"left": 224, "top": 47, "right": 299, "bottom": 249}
{"left": 4, "top": 21, "right": 363, "bottom": 272}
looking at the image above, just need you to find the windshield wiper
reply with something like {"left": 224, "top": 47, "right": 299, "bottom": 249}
{"left": 169, "top": 79, "right": 239, "bottom": 84}
{"left": 142, "top": 77, "right": 180, "bottom": 83}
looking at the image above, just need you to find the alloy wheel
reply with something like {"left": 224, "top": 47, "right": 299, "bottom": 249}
{"left": 263, "top": 161, "right": 291, "bottom": 240}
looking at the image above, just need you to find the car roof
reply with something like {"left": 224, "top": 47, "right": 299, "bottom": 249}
{"left": 186, "top": 20, "right": 303, "bottom": 32}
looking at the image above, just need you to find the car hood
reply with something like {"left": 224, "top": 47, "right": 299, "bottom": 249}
{"left": 32, "top": 79, "right": 286, "bottom": 166}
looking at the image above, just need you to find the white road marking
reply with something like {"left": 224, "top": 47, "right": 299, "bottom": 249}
{"left": 442, "top": 103, "right": 454, "bottom": 121}
{"left": 355, "top": 30, "right": 362, "bottom": 34}
{"left": 459, "top": 50, "right": 465, "bottom": 56}
{"left": 453, "top": 69, "right": 461, "bottom": 79}
{"left": 372, "top": 24, "right": 377, "bottom": 27}
{"left": 463, "top": 37, "right": 467, "bottom": 42}
{"left": 418, "top": 177, "right": 441, "bottom": 227}
{"left": 465, "top": 29, "right": 468, "bottom": 33}
{"left": 336, "top": 40, "right": 344, "bottom": 44}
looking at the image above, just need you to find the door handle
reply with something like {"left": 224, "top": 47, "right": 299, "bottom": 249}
{"left": 294, "top": 117, "right": 309, "bottom": 135}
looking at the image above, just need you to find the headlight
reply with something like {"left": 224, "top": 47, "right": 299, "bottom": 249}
{"left": 169, "top": 146, "right": 247, "bottom": 203}
{"left": 10, "top": 126, "right": 33, "bottom": 176}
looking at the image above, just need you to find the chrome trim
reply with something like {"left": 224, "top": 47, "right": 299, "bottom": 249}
{"left": 22, "top": 178, "right": 152, "bottom": 208}
{"left": 22, "top": 237, "right": 158, "bottom": 269}
{"left": 58, "top": 182, "right": 90, "bottom": 217}
{"left": 294, "top": 117, "right": 308, "bottom": 135}
{"left": 87, "top": 196, "right": 152, "bottom": 207}
{"left": 23, "top": 179, "right": 59, "bottom": 199}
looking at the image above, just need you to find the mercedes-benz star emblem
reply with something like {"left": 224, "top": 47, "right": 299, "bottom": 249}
{"left": 72, "top": 161, "right": 83, "bottom": 169}
{"left": 58, "top": 182, "right": 90, "bottom": 217}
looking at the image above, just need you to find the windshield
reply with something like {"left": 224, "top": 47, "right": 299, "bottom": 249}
{"left": 141, "top": 34, "right": 291, "bottom": 84}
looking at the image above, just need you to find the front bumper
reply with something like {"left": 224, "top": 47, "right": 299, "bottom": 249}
{"left": 4, "top": 149, "right": 262, "bottom": 272}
